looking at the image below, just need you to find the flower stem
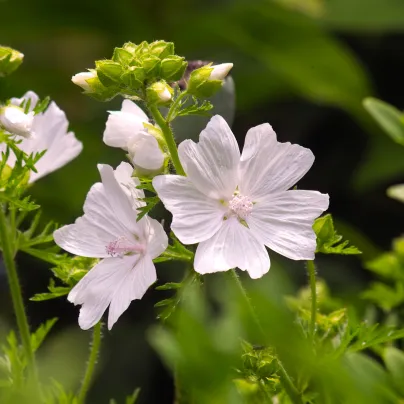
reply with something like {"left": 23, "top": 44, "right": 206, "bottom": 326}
{"left": 78, "top": 321, "right": 102, "bottom": 404}
{"left": 0, "top": 206, "right": 37, "bottom": 382}
{"left": 306, "top": 260, "right": 317, "bottom": 338}
{"left": 229, "top": 269, "right": 303, "bottom": 404}
{"left": 166, "top": 90, "right": 188, "bottom": 123}
{"left": 148, "top": 104, "right": 185, "bottom": 176}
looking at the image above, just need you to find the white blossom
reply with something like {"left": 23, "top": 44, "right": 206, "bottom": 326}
{"left": 0, "top": 91, "right": 82, "bottom": 183}
{"left": 0, "top": 105, "right": 34, "bottom": 138}
{"left": 54, "top": 162, "right": 168, "bottom": 330}
{"left": 153, "top": 115, "right": 329, "bottom": 279}
{"left": 209, "top": 63, "right": 233, "bottom": 81}
{"left": 103, "top": 99, "right": 164, "bottom": 173}
{"left": 71, "top": 71, "right": 96, "bottom": 92}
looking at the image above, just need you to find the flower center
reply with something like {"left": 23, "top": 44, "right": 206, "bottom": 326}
{"left": 106, "top": 236, "right": 145, "bottom": 258}
{"left": 228, "top": 194, "right": 253, "bottom": 219}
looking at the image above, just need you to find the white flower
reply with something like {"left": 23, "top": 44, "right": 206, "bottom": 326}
{"left": 0, "top": 105, "right": 34, "bottom": 138}
{"left": 209, "top": 63, "right": 233, "bottom": 81}
{"left": 153, "top": 115, "right": 329, "bottom": 279}
{"left": 103, "top": 99, "right": 164, "bottom": 173}
{"left": 54, "top": 162, "right": 168, "bottom": 330}
{"left": 72, "top": 71, "right": 96, "bottom": 92}
{"left": 0, "top": 91, "right": 83, "bottom": 183}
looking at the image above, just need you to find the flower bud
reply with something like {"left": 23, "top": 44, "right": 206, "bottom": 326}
{"left": 72, "top": 71, "right": 118, "bottom": 101}
{"left": 187, "top": 63, "right": 233, "bottom": 98}
{"left": 146, "top": 81, "right": 173, "bottom": 105}
{"left": 148, "top": 40, "right": 174, "bottom": 59}
{"left": 0, "top": 46, "right": 24, "bottom": 77}
{"left": 72, "top": 71, "right": 97, "bottom": 92}
{"left": 127, "top": 131, "right": 165, "bottom": 175}
{"left": 122, "top": 41, "right": 138, "bottom": 55}
{"left": 112, "top": 47, "right": 133, "bottom": 66}
{"left": 140, "top": 55, "right": 161, "bottom": 78}
{"left": 96, "top": 60, "right": 123, "bottom": 87}
{"left": 121, "top": 66, "right": 145, "bottom": 90}
{"left": 0, "top": 105, "right": 34, "bottom": 138}
{"left": 208, "top": 63, "right": 233, "bottom": 81}
{"left": 160, "top": 56, "right": 187, "bottom": 82}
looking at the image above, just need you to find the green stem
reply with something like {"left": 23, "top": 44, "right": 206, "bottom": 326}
{"left": 166, "top": 91, "right": 188, "bottom": 123}
{"left": 0, "top": 206, "right": 37, "bottom": 382}
{"left": 78, "top": 321, "right": 102, "bottom": 404}
{"left": 307, "top": 260, "right": 317, "bottom": 338}
{"left": 229, "top": 269, "right": 303, "bottom": 404}
{"left": 148, "top": 104, "right": 186, "bottom": 176}
{"left": 277, "top": 359, "right": 304, "bottom": 404}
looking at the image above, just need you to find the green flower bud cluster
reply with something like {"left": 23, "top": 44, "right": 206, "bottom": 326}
{"left": 77, "top": 40, "right": 187, "bottom": 102}
{"left": 0, "top": 46, "right": 24, "bottom": 77}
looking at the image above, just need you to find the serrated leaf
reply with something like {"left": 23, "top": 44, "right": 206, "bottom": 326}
{"left": 313, "top": 214, "right": 361, "bottom": 255}
{"left": 136, "top": 196, "right": 160, "bottom": 221}
{"left": 154, "top": 298, "right": 174, "bottom": 308}
{"left": 30, "top": 318, "right": 58, "bottom": 352}
{"left": 33, "top": 96, "right": 50, "bottom": 115}
{"left": 155, "top": 282, "right": 182, "bottom": 291}
{"left": 177, "top": 98, "right": 213, "bottom": 118}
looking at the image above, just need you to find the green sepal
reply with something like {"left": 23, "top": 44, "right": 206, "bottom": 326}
{"left": 160, "top": 56, "right": 187, "bottom": 82}
{"left": 0, "top": 46, "right": 24, "bottom": 77}
{"left": 313, "top": 214, "right": 361, "bottom": 255}
{"left": 121, "top": 66, "right": 145, "bottom": 90}
{"left": 140, "top": 55, "right": 161, "bottom": 78}
{"left": 187, "top": 65, "right": 223, "bottom": 98}
{"left": 148, "top": 40, "right": 174, "bottom": 59}
{"left": 96, "top": 60, "right": 123, "bottom": 87}
{"left": 112, "top": 47, "right": 133, "bottom": 66}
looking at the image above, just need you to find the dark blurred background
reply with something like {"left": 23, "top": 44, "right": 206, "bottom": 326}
{"left": 1, "top": 0, "right": 404, "bottom": 402}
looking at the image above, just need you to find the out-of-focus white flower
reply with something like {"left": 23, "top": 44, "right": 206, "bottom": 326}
{"left": 54, "top": 162, "right": 168, "bottom": 330}
{"left": 153, "top": 115, "right": 329, "bottom": 279}
{"left": 72, "top": 71, "right": 97, "bottom": 92}
{"left": 208, "top": 63, "right": 233, "bottom": 81}
{"left": 0, "top": 105, "right": 34, "bottom": 138}
{"left": 103, "top": 99, "right": 165, "bottom": 173}
{"left": 0, "top": 91, "right": 83, "bottom": 183}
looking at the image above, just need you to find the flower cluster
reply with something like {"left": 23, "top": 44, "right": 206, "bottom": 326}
{"left": 0, "top": 40, "right": 328, "bottom": 331}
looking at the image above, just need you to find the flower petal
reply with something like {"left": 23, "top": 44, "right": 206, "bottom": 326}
{"left": 247, "top": 190, "right": 329, "bottom": 260}
{"left": 98, "top": 164, "right": 141, "bottom": 236}
{"left": 113, "top": 161, "right": 145, "bottom": 205}
{"left": 128, "top": 131, "right": 164, "bottom": 172}
{"left": 103, "top": 100, "right": 149, "bottom": 150}
{"left": 10, "top": 91, "right": 39, "bottom": 112}
{"left": 239, "top": 123, "right": 314, "bottom": 199}
{"left": 108, "top": 254, "right": 156, "bottom": 330}
{"left": 144, "top": 216, "right": 168, "bottom": 259}
{"left": 27, "top": 101, "right": 82, "bottom": 182}
{"left": 54, "top": 182, "right": 131, "bottom": 257}
{"left": 153, "top": 175, "right": 226, "bottom": 244}
{"left": 178, "top": 115, "right": 240, "bottom": 199}
{"left": 194, "top": 217, "right": 270, "bottom": 279}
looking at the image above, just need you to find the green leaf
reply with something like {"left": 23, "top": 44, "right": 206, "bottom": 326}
{"left": 313, "top": 214, "right": 361, "bottom": 255}
{"left": 126, "top": 388, "right": 141, "bottom": 404}
{"left": 383, "top": 347, "right": 404, "bottom": 396}
{"left": 33, "top": 96, "right": 50, "bottom": 115}
{"left": 30, "top": 279, "right": 70, "bottom": 302}
{"left": 30, "top": 318, "right": 58, "bottom": 352}
{"left": 176, "top": 98, "right": 214, "bottom": 119}
{"left": 155, "top": 282, "right": 182, "bottom": 291}
{"left": 361, "top": 282, "right": 404, "bottom": 311}
{"left": 363, "top": 97, "right": 404, "bottom": 146}
{"left": 136, "top": 196, "right": 160, "bottom": 221}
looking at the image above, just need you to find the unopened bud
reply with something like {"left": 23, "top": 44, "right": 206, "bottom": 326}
{"left": 148, "top": 40, "right": 174, "bottom": 59}
{"left": 187, "top": 62, "right": 233, "bottom": 98}
{"left": 96, "top": 60, "right": 123, "bottom": 87}
{"left": 146, "top": 81, "right": 173, "bottom": 105}
{"left": 121, "top": 66, "right": 145, "bottom": 90}
{"left": 160, "top": 56, "right": 187, "bottom": 82}
{"left": 112, "top": 47, "right": 134, "bottom": 65}
{"left": 72, "top": 71, "right": 97, "bottom": 92}
{"left": 0, "top": 46, "right": 24, "bottom": 77}
{"left": 0, "top": 105, "right": 34, "bottom": 138}
{"left": 208, "top": 63, "right": 233, "bottom": 81}
{"left": 141, "top": 55, "right": 161, "bottom": 78}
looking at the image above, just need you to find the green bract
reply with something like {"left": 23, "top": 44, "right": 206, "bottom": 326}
{"left": 0, "top": 46, "right": 24, "bottom": 77}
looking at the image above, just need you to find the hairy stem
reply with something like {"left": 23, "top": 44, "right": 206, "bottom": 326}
{"left": 78, "top": 321, "right": 102, "bottom": 404}
{"left": 0, "top": 206, "right": 37, "bottom": 382}
{"left": 148, "top": 104, "right": 185, "bottom": 176}
{"left": 229, "top": 269, "right": 303, "bottom": 404}
{"left": 307, "top": 260, "right": 317, "bottom": 338}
